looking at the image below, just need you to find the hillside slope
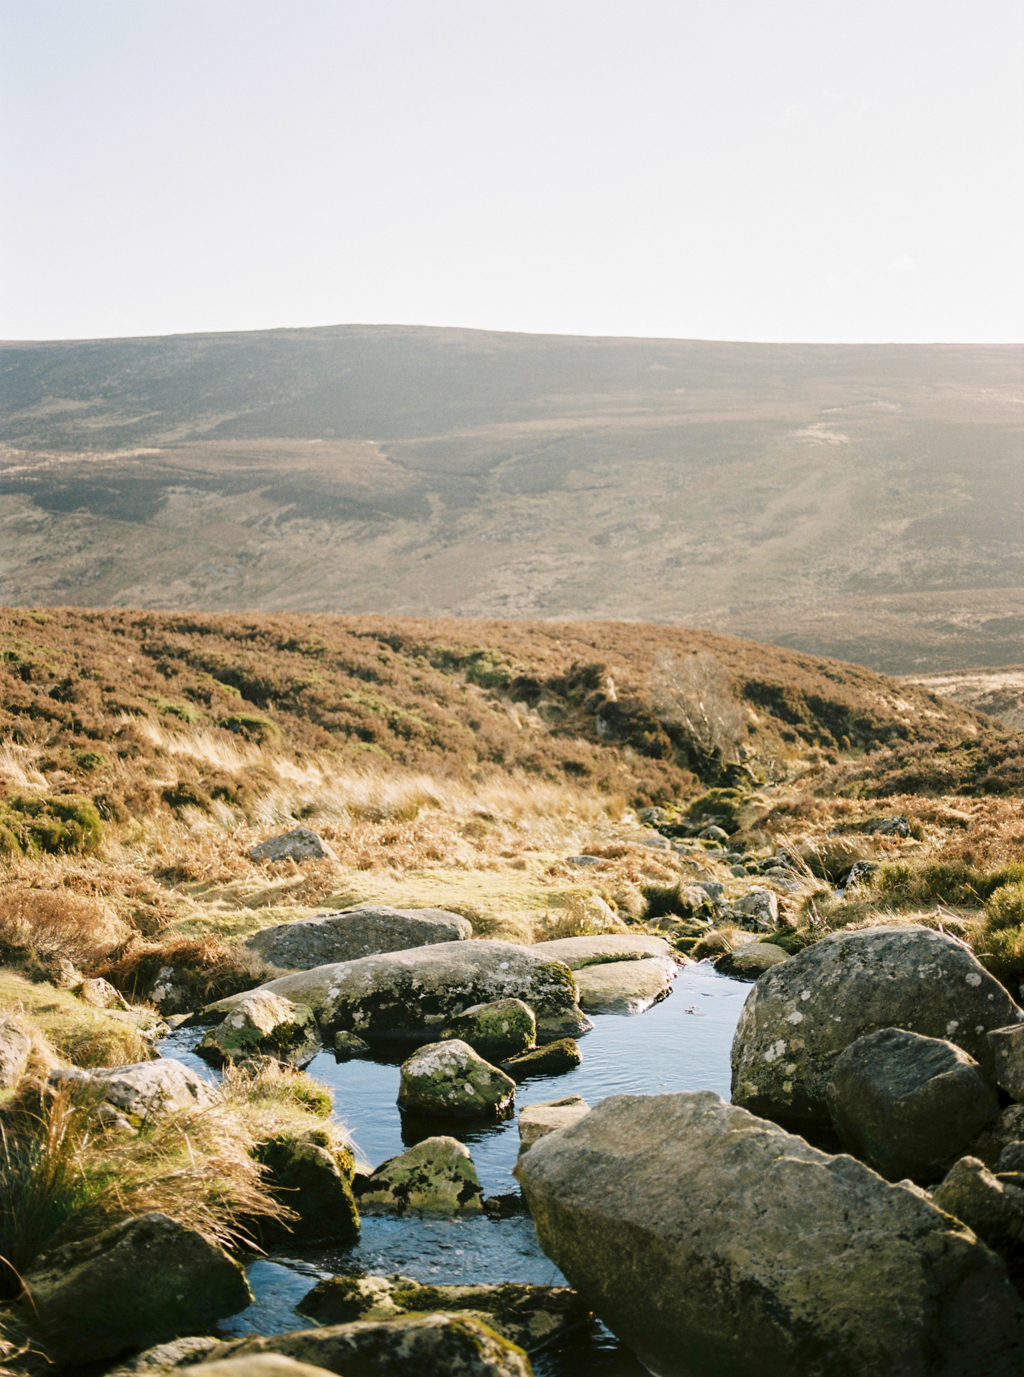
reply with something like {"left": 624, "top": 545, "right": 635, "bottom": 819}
{"left": 1, "top": 327, "right": 1021, "bottom": 672}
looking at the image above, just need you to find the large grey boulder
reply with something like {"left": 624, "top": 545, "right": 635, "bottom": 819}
{"left": 573, "top": 956, "right": 677, "bottom": 1014}
{"left": 439, "top": 997, "right": 535, "bottom": 1062}
{"left": 732, "top": 925, "right": 1022, "bottom": 1128}
{"left": 192, "top": 1313, "right": 531, "bottom": 1377}
{"left": 355, "top": 1135, "right": 483, "bottom": 1214}
{"left": 0, "top": 1016, "right": 31, "bottom": 1089}
{"left": 531, "top": 933, "right": 675, "bottom": 968}
{"left": 20, "top": 1212, "right": 251, "bottom": 1364}
{"left": 245, "top": 905, "right": 472, "bottom": 969}
{"left": 50, "top": 1058, "right": 217, "bottom": 1125}
{"left": 197, "top": 991, "right": 319, "bottom": 1067}
{"left": 519, "top": 1090, "right": 1024, "bottom": 1377}
{"left": 988, "top": 1023, "right": 1024, "bottom": 1102}
{"left": 398, "top": 1040, "right": 515, "bottom": 1119}
{"left": 298, "top": 1275, "right": 588, "bottom": 1353}
{"left": 203, "top": 940, "right": 590, "bottom": 1045}
{"left": 826, "top": 1028, "right": 1000, "bottom": 1182}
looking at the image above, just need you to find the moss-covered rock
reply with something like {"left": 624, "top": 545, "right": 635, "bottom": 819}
{"left": 197, "top": 991, "right": 320, "bottom": 1068}
{"left": 439, "top": 998, "right": 535, "bottom": 1062}
{"left": 398, "top": 1040, "right": 515, "bottom": 1119}
{"left": 255, "top": 1133, "right": 360, "bottom": 1244}
{"left": 354, "top": 1136, "right": 483, "bottom": 1215}
{"left": 502, "top": 1037, "right": 581, "bottom": 1082}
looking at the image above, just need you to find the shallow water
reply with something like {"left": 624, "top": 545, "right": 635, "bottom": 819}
{"left": 162, "top": 961, "right": 748, "bottom": 1374}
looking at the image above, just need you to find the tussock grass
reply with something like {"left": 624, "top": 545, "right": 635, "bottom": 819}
{"left": 0, "top": 972, "right": 149, "bottom": 1069}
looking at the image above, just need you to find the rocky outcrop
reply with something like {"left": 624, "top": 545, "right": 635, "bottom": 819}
{"left": 825, "top": 1028, "right": 1000, "bottom": 1182}
{"left": 0, "top": 1016, "right": 30, "bottom": 1089}
{"left": 519, "top": 1090, "right": 1024, "bottom": 1377}
{"left": 192, "top": 1313, "right": 531, "bottom": 1377}
{"left": 932, "top": 1156, "right": 1024, "bottom": 1254}
{"left": 256, "top": 1135, "right": 359, "bottom": 1244}
{"left": 76, "top": 976, "right": 129, "bottom": 1009}
{"left": 398, "top": 1040, "right": 515, "bottom": 1118}
{"left": 517, "top": 1096, "right": 590, "bottom": 1154}
{"left": 297, "top": 1276, "right": 588, "bottom": 1353}
{"left": 248, "top": 829, "right": 334, "bottom": 863}
{"left": 502, "top": 1037, "right": 581, "bottom": 1081}
{"left": 203, "top": 940, "right": 590, "bottom": 1045}
{"left": 20, "top": 1212, "right": 251, "bottom": 1365}
{"left": 573, "top": 956, "right": 677, "bottom": 1014}
{"left": 197, "top": 992, "right": 319, "bottom": 1067}
{"left": 531, "top": 934, "right": 675, "bottom": 968}
{"left": 50, "top": 1058, "right": 217, "bottom": 1125}
{"left": 439, "top": 998, "right": 535, "bottom": 1062}
{"left": 244, "top": 905, "right": 472, "bottom": 969}
{"left": 989, "top": 1024, "right": 1024, "bottom": 1102}
{"left": 354, "top": 1136, "right": 483, "bottom": 1214}
{"left": 731, "top": 925, "right": 1022, "bottom": 1128}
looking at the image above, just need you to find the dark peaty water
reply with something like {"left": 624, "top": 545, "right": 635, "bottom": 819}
{"left": 162, "top": 961, "right": 748, "bottom": 1374}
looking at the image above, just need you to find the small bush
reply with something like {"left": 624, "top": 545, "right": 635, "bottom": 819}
{"left": 220, "top": 712, "right": 281, "bottom": 745}
{"left": 0, "top": 888, "right": 128, "bottom": 978}
{"left": 985, "top": 882, "right": 1024, "bottom": 932}
{"left": 0, "top": 795, "right": 103, "bottom": 857}
{"left": 97, "top": 936, "right": 270, "bottom": 1009}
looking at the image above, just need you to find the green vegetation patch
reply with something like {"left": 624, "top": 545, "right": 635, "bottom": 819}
{"left": 0, "top": 794, "right": 103, "bottom": 857}
{"left": 876, "top": 859, "right": 1024, "bottom": 908}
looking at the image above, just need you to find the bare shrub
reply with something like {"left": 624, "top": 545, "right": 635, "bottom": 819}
{"left": 0, "top": 887, "right": 128, "bottom": 977}
{"left": 648, "top": 651, "right": 746, "bottom": 765}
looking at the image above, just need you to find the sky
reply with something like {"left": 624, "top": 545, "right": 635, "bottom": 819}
{"left": 1, "top": 1, "right": 1021, "bottom": 344}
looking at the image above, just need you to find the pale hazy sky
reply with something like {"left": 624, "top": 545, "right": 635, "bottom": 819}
{"left": 1, "top": 1, "right": 1021, "bottom": 343}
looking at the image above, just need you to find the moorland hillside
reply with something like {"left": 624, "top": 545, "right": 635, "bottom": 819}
{"left": 1, "top": 326, "right": 1021, "bottom": 672}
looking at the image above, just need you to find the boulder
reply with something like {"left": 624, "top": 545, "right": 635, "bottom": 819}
{"left": 203, "top": 940, "right": 590, "bottom": 1045}
{"left": 248, "top": 828, "right": 334, "bottom": 863}
{"left": 244, "top": 905, "right": 472, "bottom": 970}
{"left": 519, "top": 1090, "right": 1024, "bottom": 1377}
{"left": 20, "top": 1212, "right": 251, "bottom": 1365}
{"left": 0, "top": 1016, "right": 30, "bottom": 1089}
{"left": 333, "top": 1030, "right": 371, "bottom": 1059}
{"left": 715, "top": 942, "right": 789, "bottom": 980}
{"left": 77, "top": 976, "right": 129, "bottom": 1009}
{"left": 192, "top": 1314, "right": 531, "bottom": 1377}
{"left": 298, "top": 1276, "right": 588, "bottom": 1353}
{"left": 573, "top": 956, "right": 677, "bottom": 1014}
{"left": 256, "top": 1135, "right": 359, "bottom": 1244}
{"left": 439, "top": 998, "right": 535, "bottom": 1062}
{"left": 989, "top": 1023, "right": 1024, "bottom": 1102}
{"left": 517, "top": 1096, "right": 590, "bottom": 1154}
{"left": 50, "top": 1058, "right": 217, "bottom": 1125}
{"left": 398, "top": 1040, "right": 515, "bottom": 1119}
{"left": 190, "top": 1361, "right": 341, "bottom": 1377}
{"left": 976, "top": 1105, "right": 1024, "bottom": 1169}
{"left": 733, "top": 888, "right": 780, "bottom": 930}
{"left": 531, "top": 933, "right": 675, "bottom": 968}
{"left": 354, "top": 1136, "right": 483, "bottom": 1214}
{"left": 932, "top": 1156, "right": 1024, "bottom": 1254}
{"left": 106, "top": 1335, "right": 220, "bottom": 1371}
{"left": 731, "top": 925, "right": 1022, "bottom": 1128}
{"left": 197, "top": 991, "right": 319, "bottom": 1067}
{"left": 1000, "top": 1142, "right": 1024, "bottom": 1172}
{"left": 502, "top": 1037, "right": 581, "bottom": 1082}
{"left": 825, "top": 1028, "right": 1001, "bottom": 1182}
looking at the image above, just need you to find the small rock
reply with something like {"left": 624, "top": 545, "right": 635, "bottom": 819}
{"left": 932, "top": 1156, "right": 1024, "bottom": 1251}
{"left": 105, "top": 1335, "right": 220, "bottom": 1372}
{"left": 826, "top": 1028, "right": 1000, "bottom": 1183}
{"left": 999, "top": 1142, "right": 1024, "bottom": 1173}
{"left": 0, "top": 1017, "right": 31, "bottom": 1090}
{"left": 517, "top": 1096, "right": 590, "bottom": 1156}
{"left": 333, "top": 1030, "right": 371, "bottom": 1059}
{"left": 440, "top": 998, "right": 536, "bottom": 1062}
{"left": 197, "top": 992, "right": 319, "bottom": 1068}
{"left": 354, "top": 1136, "right": 483, "bottom": 1215}
{"left": 865, "top": 815, "right": 911, "bottom": 838}
{"left": 733, "top": 889, "right": 779, "bottom": 930}
{"left": 573, "top": 957, "right": 677, "bottom": 1015}
{"left": 567, "top": 855, "right": 604, "bottom": 867}
{"left": 988, "top": 1024, "right": 1024, "bottom": 1103}
{"left": 49, "top": 1058, "right": 218, "bottom": 1125}
{"left": 257, "top": 1135, "right": 360, "bottom": 1244}
{"left": 248, "top": 829, "right": 335, "bottom": 864}
{"left": 697, "top": 881, "right": 724, "bottom": 901}
{"left": 76, "top": 977, "right": 129, "bottom": 1010}
{"left": 398, "top": 1040, "right": 516, "bottom": 1118}
{"left": 699, "top": 826, "right": 729, "bottom": 842}
{"left": 502, "top": 1037, "right": 582, "bottom": 1082}
{"left": 244, "top": 905, "right": 472, "bottom": 970}
{"left": 839, "top": 859, "right": 877, "bottom": 892}
{"left": 715, "top": 943, "right": 789, "bottom": 980}
{"left": 149, "top": 966, "right": 192, "bottom": 1015}
{"left": 20, "top": 1212, "right": 251, "bottom": 1365}
{"left": 190, "top": 1313, "right": 531, "bottom": 1377}
{"left": 975, "top": 1105, "right": 1024, "bottom": 1169}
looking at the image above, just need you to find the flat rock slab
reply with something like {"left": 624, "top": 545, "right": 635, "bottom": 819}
{"left": 245, "top": 906, "right": 472, "bottom": 970}
{"left": 520, "top": 1090, "right": 1024, "bottom": 1377}
{"left": 518, "top": 1096, "right": 590, "bottom": 1154}
{"left": 732, "top": 924, "right": 1023, "bottom": 1128}
{"left": 573, "top": 957, "right": 677, "bottom": 1014}
{"left": 531, "top": 934, "right": 675, "bottom": 969}
{"left": 204, "top": 940, "right": 590, "bottom": 1045}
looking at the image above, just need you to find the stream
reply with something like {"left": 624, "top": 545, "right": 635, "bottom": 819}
{"left": 160, "top": 961, "right": 748, "bottom": 1375}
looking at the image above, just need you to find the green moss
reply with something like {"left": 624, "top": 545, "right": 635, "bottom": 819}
{"left": 73, "top": 750, "right": 111, "bottom": 773}
{"left": 220, "top": 712, "right": 281, "bottom": 744}
{"left": 157, "top": 698, "right": 203, "bottom": 724}
{"left": 0, "top": 795, "right": 103, "bottom": 856}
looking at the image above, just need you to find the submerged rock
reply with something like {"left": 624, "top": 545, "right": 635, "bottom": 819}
{"left": 244, "top": 905, "right": 472, "bottom": 970}
{"left": 20, "top": 1211, "right": 251, "bottom": 1365}
{"left": 826, "top": 1027, "right": 1000, "bottom": 1182}
{"left": 195, "top": 1313, "right": 531, "bottom": 1377}
{"left": 50, "top": 1058, "right": 217, "bottom": 1125}
{"left": 502, "top": 1037, "right": 581, "bottom": 1081}
{"left": 731, "top": 925, "right": 1022, "bottom": 1128}
{"left": 203, "top": 939, "right": 590, "bottom": 1045}
{"left": 298, "top": 1276, "right": 588, "bottom": 1353}
{"left": 248, "top": 828, "right": 334, "bottom": 863}
{"left": 439, "top": 997, "right": 536, "bottom": 1062}
{"left": 519, "top": 1090, "right": 1024, "bottom": 1377}
{"left": 197, "top": 991, "right": 320, "bottom": 1067}
{"left": 573, "top": 956, "right": 677, "bottom": 1014}
{"left": 398, "top": 1039, "right": 515, "bottom": 1119}
{"left": 354, "top": 1136, "right": 483, "bottom": 1214}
